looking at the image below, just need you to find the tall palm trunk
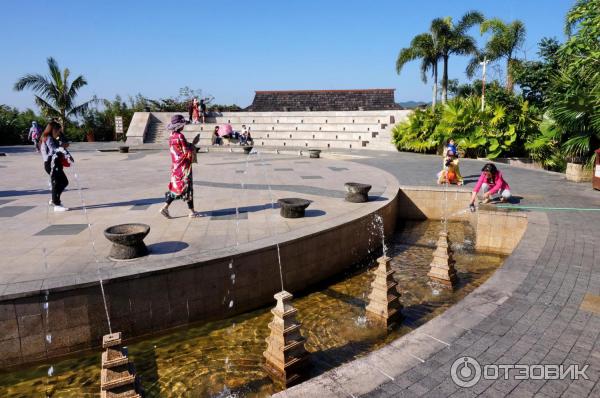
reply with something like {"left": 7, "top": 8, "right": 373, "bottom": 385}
{"left": 60, "top": 110, "right": 66, "bottom": 134}
{"left": 432, "top": 63, "right": 438, "bottom": 108}
{"left": 506, "top": 57, "right": 514, "bottom": 92}
{"left": 441, "top": 55, "right": 449, "bottom": 104}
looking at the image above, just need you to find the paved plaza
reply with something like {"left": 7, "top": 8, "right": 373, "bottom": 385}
{"left": 0, "top": 146, "right": 396, "bottom": 298}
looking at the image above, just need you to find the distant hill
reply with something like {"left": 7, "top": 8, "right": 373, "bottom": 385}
{"left": 397, "top": 101, "right": 429, "bottom": 109}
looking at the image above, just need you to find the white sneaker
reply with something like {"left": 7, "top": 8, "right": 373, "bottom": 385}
{"left": 49, "top": 200, "right": 54, "bottom": 206}
{"left": 53, "top": 205, "right": 69, "bottom": 212}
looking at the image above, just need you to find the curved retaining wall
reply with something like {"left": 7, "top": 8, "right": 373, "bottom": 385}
{"left": 0, "top": 192, "right": 398, "bottom": 369}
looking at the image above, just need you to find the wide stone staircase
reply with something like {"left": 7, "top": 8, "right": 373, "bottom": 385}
{"left": 128, "top": 111, "right": 411, "bottom": 151}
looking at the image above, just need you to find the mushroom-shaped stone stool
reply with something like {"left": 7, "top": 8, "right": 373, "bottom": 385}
{"left": 277, "top": 198, "right": 311, "bottom": 218}
{"left": 308, "top": 149, "right": 321, "bottom": 158}
{"left": 344, "top": 182, "right": 372, "bottom": 203}
{"left": 104, "top": 223, "right": 150, "bottom": 260}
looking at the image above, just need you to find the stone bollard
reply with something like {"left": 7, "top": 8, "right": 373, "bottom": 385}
{"left": 277, "top": 198, "right": 310, "bottom": 218}
{"left": 344, "top": 182, "right": 372, "bottom": 203}
{"left": 308, "top": 149, "right": 321, "bottom": 158}
{"left": 104, "top": 223, "right": 150, "bottom": 260}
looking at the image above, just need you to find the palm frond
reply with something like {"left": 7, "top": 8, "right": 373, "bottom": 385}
{"left": 456, "top": 10, "right": 484, "bottom": 33}
{"left": 67, "top": 97, "right": 99, "bottom": 118}
{"left": 34, "top": 95, "right": 61, "bottom": 118}
{"left": 396, "top": 48, "right": 418, "bottom": 74}
{"left": 13, "top": 74, "right": 52, "bottom": 93}
{"left": 67, "top": 75, "right": 88, "bottom": 100}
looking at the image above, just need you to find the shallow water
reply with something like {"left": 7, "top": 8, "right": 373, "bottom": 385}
{"left": 0, "top": 221, "right": 503, "bottom": 397}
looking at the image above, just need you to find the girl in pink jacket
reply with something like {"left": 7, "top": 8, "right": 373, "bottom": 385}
{"left": 469, "top": 163, "right": 511, "bottom": 207}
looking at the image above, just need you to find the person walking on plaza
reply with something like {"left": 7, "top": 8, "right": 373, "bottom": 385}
{"left": 28, "top": 121, "right": 41, "bottom": 152}
{"left": 187, "top": 98, "right": 194, "bottom": 123}
{"left": 200, "top": 99, "right": 207, "bottom": 124}
{"left": 469, "top": 163, "right": 511, "bottom": 208}
{"left": 40, "top": 121, "right": 73, "bottom": 212}
{"left": 191, "top": 98, "right": 200, "bottom": 124}
{"left": 160, "top": 114, "right": 201, "bottom": 218}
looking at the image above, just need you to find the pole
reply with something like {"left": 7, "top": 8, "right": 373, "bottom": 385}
{"left": 479, "top": 56, "right": 489, "bottom": 112}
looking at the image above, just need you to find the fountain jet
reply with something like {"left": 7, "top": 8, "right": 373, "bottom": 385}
{"left": 365, "top": 256, "right": 402, "bottom": 327}
{"left": 427, "top": 231, "right": 458, "bottom": 287}
{"left": 263, "top": 291, "right": 309, "bottom": 387}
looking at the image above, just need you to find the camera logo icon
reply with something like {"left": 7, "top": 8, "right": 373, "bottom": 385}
{"left": 451, "top": 356, "right": 482, "bottom": 387}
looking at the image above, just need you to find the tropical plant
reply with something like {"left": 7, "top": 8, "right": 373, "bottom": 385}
{"left": 430, "top": 11, "right": 484, "bottom": 103}
{"left": 392, "top": 95, "right": 539, "bottom": 159}
{"left": 396, "top": 33, "right": 441, "bottom": 107}
{"left": 13, "top": 57, "right": 96, "bottom": 135}
{"left": 544, "top": 0, "right": 600, "bottom": 163}
{"left": 467, "top": 18, "right": 526, "bottom": 92}
{"left": 524, "top": 115, "right": 565, "bottom": 170}
{"left": 546, "top": 63, "right": 600, "bottom": 162}
{"left": 512, "top": 37, "right": 561, "bottom": 107}
{"left": 392, "top": 106, "right": 442, "bottom": 152}
{"left": 435, "top": 96, "right": 519, "bottom": 158}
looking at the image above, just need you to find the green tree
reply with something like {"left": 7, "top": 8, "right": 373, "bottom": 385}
{"left": 467, "top": 18, "right": 526, "bottom": 92}
{"left": 547, "top": 0, "right": 600, "bottom": 162}
{"left": 396, "top": 33, "right": 441, "bottom": 107}
{"left": 0, "top": 105, "right": 45, "bottom": 145}
{"left": 512, "top": 38, "right": 561, "bottom": 107}
{"left": 430, "top": 11, "right": 484, "bottom": 104}
{"left": 14, "top": 57, "right": 96, "bottom": 136}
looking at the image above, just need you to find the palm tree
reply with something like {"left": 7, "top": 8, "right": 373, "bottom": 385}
{"left": 469, "top": 18, "right": 526, "bottom": 92}
{"left": 396, "top": 33, "right": 441, "bottom": 107}
{"left": 14, "top": 57, "right": 95, "bottom": 133}
{"left": 430, "top": 11, "right": 485, "bottom": 104}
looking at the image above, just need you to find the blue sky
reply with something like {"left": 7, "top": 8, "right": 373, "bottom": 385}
{"left": 1, "top": 0, "right": 573, "bottom": 110}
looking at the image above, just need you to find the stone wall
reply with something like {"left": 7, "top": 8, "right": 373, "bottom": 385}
{"left": 475, "top": 205, "right": 528, "bottom": 255}
{"left": 396, "top": 186, "right": 475, "bottom": 223}
{"left": 397, "top": 186, "right": 528, "bottom": 255}
{"left": 246, "top": 89, "right": 401, "bottom": 111}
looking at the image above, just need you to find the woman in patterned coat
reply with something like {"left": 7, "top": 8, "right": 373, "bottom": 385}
{"left": 160, "top": 114, "right": 201, "bottom": 218}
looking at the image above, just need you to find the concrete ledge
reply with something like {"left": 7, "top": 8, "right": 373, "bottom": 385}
{"left": 124, "top": 112, "right": 151, "bottom": 145}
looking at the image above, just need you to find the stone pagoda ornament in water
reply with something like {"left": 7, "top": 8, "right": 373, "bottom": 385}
{"left": 100, "top": 332, "right": 143, "bottom": 398}
{"left": 427, "top": 231, "right": 458, "bottom": 287}
{"left": 263, "top": 290, "right": 309, "bottom": 387}
{"left": 365, "top": 256, "right": 403, "bottom": 327}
